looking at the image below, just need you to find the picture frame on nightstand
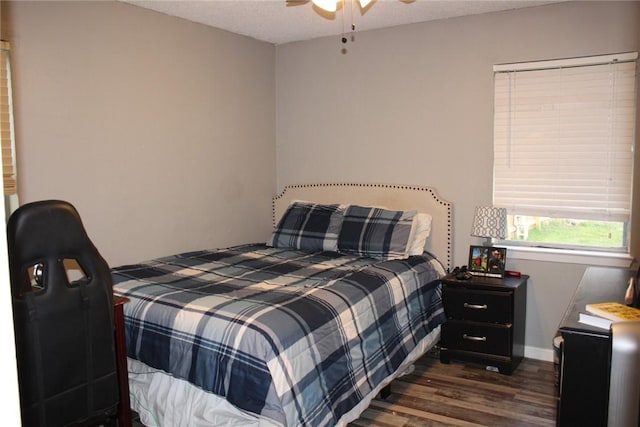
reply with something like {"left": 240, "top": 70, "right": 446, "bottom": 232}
{"left": 468, "top": 245, "right": 506, "bottom": 278}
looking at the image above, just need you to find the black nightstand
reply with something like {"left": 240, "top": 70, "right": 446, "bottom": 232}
{"left": 439, "top": 273, "right": 528, "bottom": 374}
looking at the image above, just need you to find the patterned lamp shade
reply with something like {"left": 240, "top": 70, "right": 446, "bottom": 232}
{"left": 470, "top": 206, "right": 507, "bottom": 239}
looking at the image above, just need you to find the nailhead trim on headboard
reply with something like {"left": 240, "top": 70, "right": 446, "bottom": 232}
{"left": 272, "top": 183, "right": 453, "bottom": 270}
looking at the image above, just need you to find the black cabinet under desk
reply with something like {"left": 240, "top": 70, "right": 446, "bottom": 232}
{"left": 556, "top": 266, "right": 638, "bottom": 426}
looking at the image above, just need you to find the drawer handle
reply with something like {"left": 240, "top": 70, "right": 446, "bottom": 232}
{"left": 463, "top": 334, "right": 487, "bottom": 342}
{"left": 463, "top": 303, "right": 488, "bottom": 310}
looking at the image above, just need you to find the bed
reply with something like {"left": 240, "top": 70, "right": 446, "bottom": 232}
{"left": 112, "top": 183, "right": 453, "bottom": 427}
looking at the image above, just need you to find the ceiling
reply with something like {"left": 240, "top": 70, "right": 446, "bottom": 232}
{"left": 120, "top": 0, "right": 566, "bottom": 45}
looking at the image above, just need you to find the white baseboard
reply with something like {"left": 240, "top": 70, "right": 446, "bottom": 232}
{"left": 525, "top": 345, "right": 555, "bottom": 362}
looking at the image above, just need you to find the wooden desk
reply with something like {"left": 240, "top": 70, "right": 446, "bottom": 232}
{"left": 114, "top": 296, "right": 132, "bottom": 427}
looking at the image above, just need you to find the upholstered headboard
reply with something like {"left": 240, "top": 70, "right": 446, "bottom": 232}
{"left": 272, "top": 183, "right": 453, "bottom": 270}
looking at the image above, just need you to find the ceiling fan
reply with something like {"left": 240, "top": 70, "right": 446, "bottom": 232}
{"left": 285, "top": 0, "right": 375, "bottom": 44}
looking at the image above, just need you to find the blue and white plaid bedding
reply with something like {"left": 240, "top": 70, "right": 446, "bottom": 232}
{"left": 112, "top": 244, "right": 445, "bottom": 427}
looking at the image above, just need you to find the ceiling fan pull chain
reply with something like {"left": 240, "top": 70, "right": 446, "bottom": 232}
{"left": 341, "top": 0, "right": 347, "bottom": 43}
{"left": 351, "top": 0, "right": 356, "bottom": 33}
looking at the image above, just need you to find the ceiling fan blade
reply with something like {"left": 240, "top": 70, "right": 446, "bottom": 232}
{"left": 286, "top": 0, "right": 310, "bottom": 6}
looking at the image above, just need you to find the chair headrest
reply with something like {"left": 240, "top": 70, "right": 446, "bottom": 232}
{"left": 8, "top": 200, "right": 100, "bottom": 258}
{"left": 7, "top": 200, "right": 108, "bottom": 296}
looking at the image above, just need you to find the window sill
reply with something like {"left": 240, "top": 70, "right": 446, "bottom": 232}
{"left": 504, "top": 245, "right": 635, "bottom": 268}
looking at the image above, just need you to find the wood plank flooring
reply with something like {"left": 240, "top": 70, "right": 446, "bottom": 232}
{"left": 348, "top": 348, "right": 557, "bottom": 427}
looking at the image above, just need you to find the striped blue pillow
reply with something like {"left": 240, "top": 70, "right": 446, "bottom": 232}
{"left": 268, "top": 201, "right": 346, "bottom": 252}
{"left": 337, "top": 205, "right": 416, "bottom": 260}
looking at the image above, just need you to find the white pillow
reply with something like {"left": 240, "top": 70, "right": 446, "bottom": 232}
{"left": 408, "top": 213, "right": 432, "bottom": 256}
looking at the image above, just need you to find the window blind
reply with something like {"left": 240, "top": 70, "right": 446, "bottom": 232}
{"left": 0, "top": 41, "right": 16, "bottom": 195}
{"left": 493, "top": 52, "right": 638, "bottom": 222}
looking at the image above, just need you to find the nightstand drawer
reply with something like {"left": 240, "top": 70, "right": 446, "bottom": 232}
{"left": 441, "top": 320, "right": 512, "bottom": 356}
{"left": 443, "top": 287, "right": 512, "bottom": 323}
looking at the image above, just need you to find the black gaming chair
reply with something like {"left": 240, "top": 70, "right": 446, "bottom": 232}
{"left": 7, "top": 200, "right": 119, "bottom": 427}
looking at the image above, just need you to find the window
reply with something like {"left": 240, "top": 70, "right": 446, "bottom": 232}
{"left": 1, "top": 40, "right": 18, "bottom": 216}
{"left": 493, "top": 52, "right": 637, "bottom": 252}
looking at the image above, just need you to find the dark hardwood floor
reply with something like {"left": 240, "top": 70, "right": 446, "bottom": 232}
{"left": 132, "top": 347, "right": 557, "bottom": 426}
{"left": 349, "top": 348, "right": 557, "bottom": 427}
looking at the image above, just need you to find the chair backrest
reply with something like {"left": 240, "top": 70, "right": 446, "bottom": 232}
{"left": 7, "top": 200, "right": 119, "bottom": 427}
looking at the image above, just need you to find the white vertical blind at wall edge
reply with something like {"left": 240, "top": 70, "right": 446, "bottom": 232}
{"left": 493, "top": 52, "right": 637, "bottom": 223}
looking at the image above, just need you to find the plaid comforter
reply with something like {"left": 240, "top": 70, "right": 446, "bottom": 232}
{"left": 112, "top": 244, "right": 445, "bottom": 427}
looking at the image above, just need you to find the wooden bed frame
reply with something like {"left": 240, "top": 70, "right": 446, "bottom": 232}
{"left": 273, "top": 183, "right": 453, "bottom": 270}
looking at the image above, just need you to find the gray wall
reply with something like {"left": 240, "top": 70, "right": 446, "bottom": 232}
{"left": 2, "top": 0, "right": 639, "bottom": 357}
{"left": 275, "top": 1, "right": 640, "bottom": 356}
{"left": 2, "top": 1, "right": 277, "bottom": 267}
